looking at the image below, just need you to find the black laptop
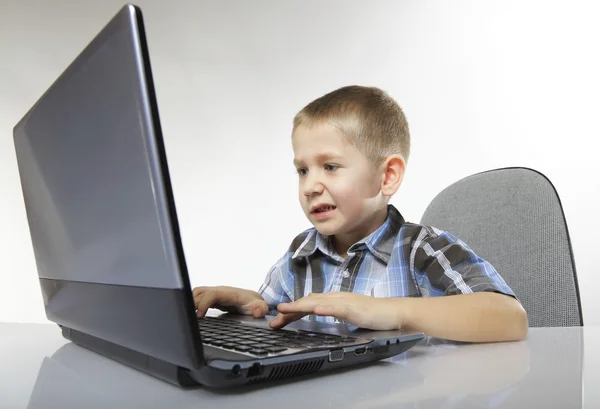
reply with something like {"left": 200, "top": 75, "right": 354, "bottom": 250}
{"left": 12, "top": 3, "right": 424, "bottom": 389}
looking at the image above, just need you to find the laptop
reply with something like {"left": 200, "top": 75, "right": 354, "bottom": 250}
{"left": 12, "top": 3, "right": 424, "bottom": 389}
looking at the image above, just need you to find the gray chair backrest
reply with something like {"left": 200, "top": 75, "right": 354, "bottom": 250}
{"left": 420, "top": 167, "right": 582, "bottom": 327}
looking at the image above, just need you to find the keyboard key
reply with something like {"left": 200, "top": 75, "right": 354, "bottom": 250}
{"left": 265, "top": 347, "right": 288, "bottom": 353}
{"left": 298, "top": 336, "right": 319, "bottom": 342}
{"left": 249, "top": 344, "right": 273, "bottom": 349}
{"left": 249, "top": 349, "right": 269, "bottom": 356}
{"left": 234, "top": 345, "right": 253, "bottom": 352}
{"left": 262, "top": 335, "right": 281, "bottom": 340}
{"left": 285, "top": 343, "right": 307, "bottom": 348}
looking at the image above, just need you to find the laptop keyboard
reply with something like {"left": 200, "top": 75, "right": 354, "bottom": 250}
{"left": 198, "top": 316, "right": 357, "bottom": 356}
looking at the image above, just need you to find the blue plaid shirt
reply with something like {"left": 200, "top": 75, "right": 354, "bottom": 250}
{"left": 258, "top": 205, "right": 515, "bottom": 322}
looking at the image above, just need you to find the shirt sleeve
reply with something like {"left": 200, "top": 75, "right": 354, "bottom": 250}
{"left": 412, "top": 227, "right": 516, "bottom": 298}
{"left": 257, "top": 252, "right": 294, "bottom": 315}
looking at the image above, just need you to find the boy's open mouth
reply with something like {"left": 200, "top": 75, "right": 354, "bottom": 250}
{"left": 312, "top": 205, "right": 337, "bottom": 214}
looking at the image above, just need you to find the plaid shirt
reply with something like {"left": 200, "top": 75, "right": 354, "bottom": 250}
{"left": 258, "top": 205, "right": 515, "bottom": 322}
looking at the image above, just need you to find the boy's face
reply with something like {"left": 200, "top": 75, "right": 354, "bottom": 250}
{"left": 292, "top": 122, "right": 386, "bottom": 239}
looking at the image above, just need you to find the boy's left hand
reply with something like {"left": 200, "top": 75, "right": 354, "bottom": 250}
{"left": 270, "top": 292, "right": 403, "bottom": 330}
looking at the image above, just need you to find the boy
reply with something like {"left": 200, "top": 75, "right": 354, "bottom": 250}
{"left": 194, "top": 85, "right": 528, "bottom": 343}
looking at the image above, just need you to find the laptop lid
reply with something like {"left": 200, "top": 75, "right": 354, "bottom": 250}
{"left": 12, "top": 4, "right": 203, "bottom": 370}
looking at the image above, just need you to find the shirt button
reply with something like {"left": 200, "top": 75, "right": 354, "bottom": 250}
{"left": 342, "top": 270, "right": 350, "bottom": 278}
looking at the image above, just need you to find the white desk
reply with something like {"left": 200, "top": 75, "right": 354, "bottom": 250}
{"left": 1, "top": 323, "right": 598, "bottom": 408}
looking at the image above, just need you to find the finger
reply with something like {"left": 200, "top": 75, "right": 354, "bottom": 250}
{"left": 269, "top": 312, "right": 307, "bottom": 328}
{"left": 277, "top": 297, "right": 356, "bottom": 325}
{"left": 195, "top": 294, "right": 237, "bottom": 317}
{"left": 252, "top": 300, "right": 269, "bottom": 318}
{"left": 277, "top": 299, "right": 321, "bottom": 314}
{"left": 195, "top": 293, "right": 218, "bottom": 317}
{"left": 192, "top": 286, "right": 214, "bottom": 297}
{"left": 240, "top": 299, "right": 269, "bottom": 318}
{"left": 195, "top": 290, "right": 239, "bottom": 317}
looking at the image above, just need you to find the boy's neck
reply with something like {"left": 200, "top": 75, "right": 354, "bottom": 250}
{"left": 331, "top": 206, "right": 389, "bottom": 258}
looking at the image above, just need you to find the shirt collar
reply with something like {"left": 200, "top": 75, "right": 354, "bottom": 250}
{"left": 291, "top": 204, "right": 405, "bottom": 264}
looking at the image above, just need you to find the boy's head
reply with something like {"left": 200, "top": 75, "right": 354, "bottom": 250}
{"left": 292, "top": 85, "right": 410, "bottom": 244}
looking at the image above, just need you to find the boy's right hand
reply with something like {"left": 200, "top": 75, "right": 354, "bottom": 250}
{"left": 193, "top": 286, "right": 269, "bottom": 318}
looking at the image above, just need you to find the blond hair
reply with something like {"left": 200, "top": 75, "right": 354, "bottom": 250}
{"left": 293, "top": 85, "right": 410, "bottom": 165}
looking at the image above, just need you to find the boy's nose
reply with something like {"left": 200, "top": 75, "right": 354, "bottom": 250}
{"left": 303, "top": 176, "right": 324, "bottom": 197}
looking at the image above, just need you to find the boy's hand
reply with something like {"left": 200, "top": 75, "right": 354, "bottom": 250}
{"left": 193, "top": 286, "right": 269, "bottom": 318}
{"left": 270, "top": 292, "right": 403, "bottom": 330}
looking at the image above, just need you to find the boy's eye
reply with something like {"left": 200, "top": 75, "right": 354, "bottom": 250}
{"left": 324, "top": 164, "right": 339, "bottom": 171}
{"left": 297, "top": 168, "right": 308, "bottom": 176}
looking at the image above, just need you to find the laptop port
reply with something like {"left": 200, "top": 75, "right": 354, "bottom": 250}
{"left": 354, "top": 347, "right": 367, "bottom": 356}
{"left": 247, "top": 362, "right": 263, "bottom": 378}
{"left": 328, "top": 349, "right": 344, "bottom": 362}
{"left": 374, "top": 343, "right": 390, "bottom": 353}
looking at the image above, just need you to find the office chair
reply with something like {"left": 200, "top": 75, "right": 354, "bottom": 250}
{"left": 420, "top": 167, "right": 583, "bottom": 327}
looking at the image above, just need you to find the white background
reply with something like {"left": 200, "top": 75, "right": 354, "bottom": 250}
{"left": 1, "top": 0, "right": 599, "bottom": 327}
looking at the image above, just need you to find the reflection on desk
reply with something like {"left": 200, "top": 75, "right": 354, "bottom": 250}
{"left": 23, "top": 327, "right": 583, "bottom": 409}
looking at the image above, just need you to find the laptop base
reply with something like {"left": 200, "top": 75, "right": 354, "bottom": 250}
{"left": 62, "top": 324, "right": 422, "bottom": 389}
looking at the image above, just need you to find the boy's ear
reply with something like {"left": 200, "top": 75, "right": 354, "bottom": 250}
{"left": 380, "top": 155, "right": 406, "bottom": 197}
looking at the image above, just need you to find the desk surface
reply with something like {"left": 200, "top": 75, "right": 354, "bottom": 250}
{"left": 1, "top": 323, "right": 598, "bottom": 408}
